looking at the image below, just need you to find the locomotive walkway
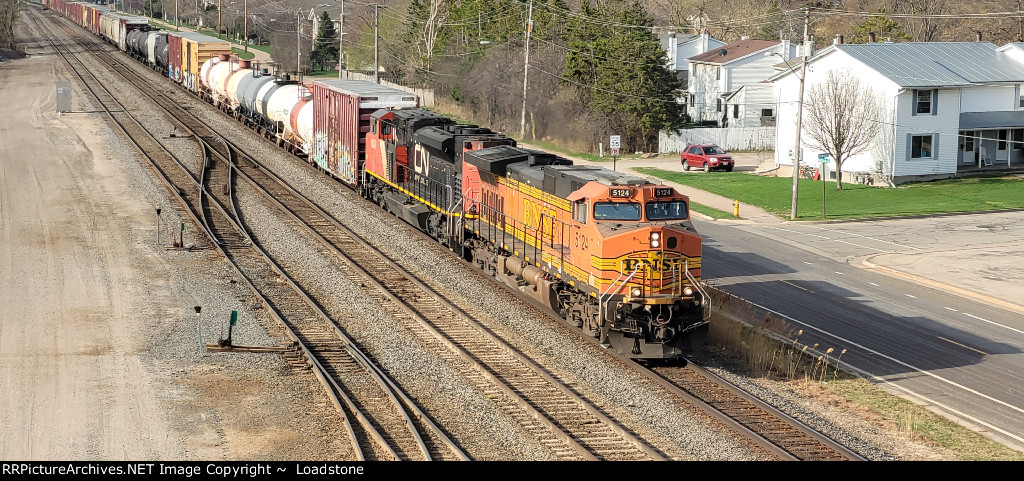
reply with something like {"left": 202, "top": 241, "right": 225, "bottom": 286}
{"left": 522, "top": 144, "right": 1024, "bottom": 316}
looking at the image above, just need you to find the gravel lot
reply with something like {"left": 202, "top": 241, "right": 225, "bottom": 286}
{"left": 0, "top": 7, "right": 961, "bottom": 461}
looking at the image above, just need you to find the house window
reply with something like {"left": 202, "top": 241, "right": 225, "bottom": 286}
{"left": 716, "top": 99, "right": 722, "bottom": 112}
{"left": 1014, "top": 129, "right": 1023, "bottom": 150}
{"left": 1019, "top": 85, "right": 1024, "bottom": 108}
{"left": 916, "top": 90, "right": 933, "bottom": 114}
{"left": 716, "top": 67, "right": 721, "bottom": 80}
{"left": 761, "top": 108, "right": 774, "bottom": 117}
{"left": 733, "top": 104, "right": 739, "bottom": 119}
{"left": 911, "top": 134, "right": 933, "bottom": 158}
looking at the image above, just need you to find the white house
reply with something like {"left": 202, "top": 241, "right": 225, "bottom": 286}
{"left": 687, "top": 38, "right": 800, "bottom": 127}
{"left": 660, "top": 31, "right": 725, "bottom": 89}
{"left": 772, "top": 41, "right": 1024, "bottom": 185}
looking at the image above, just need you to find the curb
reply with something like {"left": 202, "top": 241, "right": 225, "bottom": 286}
{"left": 861, "top": 255, "right": 1024, "bottom": 316}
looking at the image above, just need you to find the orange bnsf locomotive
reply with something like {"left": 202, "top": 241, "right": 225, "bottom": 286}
{"left": 363, "top": 109, "right": 710, "bottom": 359}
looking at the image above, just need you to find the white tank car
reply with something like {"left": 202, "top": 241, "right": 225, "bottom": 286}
{"left": 266, "top": 84, "right": 302, "bottom": 135}
{"left": 204, "top": 57, "right": 236, "bottom": 106}
{"left": 146, "top": 32, "right": 166, "bottom": 68}
{"left": 200, "top": 54, "right": 227, "bottom": 94}
{"left": 254, "top": 80, "right": 280, "bottom": 119}
{"left": 224, "top": 61, "right": 255, "bottom": 109}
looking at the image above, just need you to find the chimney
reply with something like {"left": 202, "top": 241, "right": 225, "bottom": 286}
{"left": 834, "top": 34, "right": 844, "bottom": 45}
{"left": 781, "top": 38, "right": 791, "bottom": 60}
{"left": 976, "top": 31, "right": 983, "bottom": 42}
{"left": 868, "top": 32, "right": 876, "bottom": 43}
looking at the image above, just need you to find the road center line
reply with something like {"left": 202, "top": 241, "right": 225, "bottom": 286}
{"left": 965, "top": 313, "right": 1024, "bottom": 335}
{"left": 938, "top": 336, "right": 988, "bottom": 355}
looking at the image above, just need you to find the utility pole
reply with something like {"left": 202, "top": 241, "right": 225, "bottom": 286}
{"left": 297, "top": 8, "right": 302, "bottom": 74}
{"left": 338, "top": 8, "right": 344, "bottom": 78}
{"left": 790, "top": 7, "right": 810, "bottom": 221}
{"left": 174, "top": 0, "right": 178, "bottom": 30}
{"left": 519, "top": 0, "right": 533, "bottom": 139}
{"left": 373, "top": 3, "right": 383, "bottom": 83}
{"left": 217, "top": 0, "right": 221, "bottom": 37}
{"left": 243, "top": 0, "right": 248, "bottom": 52}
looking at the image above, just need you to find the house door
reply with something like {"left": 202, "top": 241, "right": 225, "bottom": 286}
{"left": 996, "top": 129, "right": 1009, "bottom": 163}
{"left": 958, "top": 131, "right": 977, "bottom": 165}
{"left": 1011, "top": 129, "right": 1024, "bottom": 166}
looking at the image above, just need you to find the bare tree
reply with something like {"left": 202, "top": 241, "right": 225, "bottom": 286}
{"left": 803, "top": 70, "right": 882, "bottom": 190}
{"left": 417, "top": 0, "right": 448, "bottom": 70}
{"left": 1, "top": 0, "right": 21, "bottom": 51}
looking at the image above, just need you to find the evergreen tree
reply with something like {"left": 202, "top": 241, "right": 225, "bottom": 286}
{"left": 756, "top": 0, "right": 789, "bottom": 41}
{"left": 310, "top": 11, "right": 339, "bottom": 71}
{"left": 850, "top": 10, "right": 910, "bottom": 44}
{"left": 563, "top": 0, "right": 684, "bottom": 151}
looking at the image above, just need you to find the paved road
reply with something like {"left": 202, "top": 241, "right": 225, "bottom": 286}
{"left": 534, "top": 147, "right": 1024, "bottom": 452}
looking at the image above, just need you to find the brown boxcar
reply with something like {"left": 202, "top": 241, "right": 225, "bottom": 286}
{"left": 308, "top": 79, "right": 418, "bottom": 186}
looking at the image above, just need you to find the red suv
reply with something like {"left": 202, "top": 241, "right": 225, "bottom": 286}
{"left": 681, "top": 144, "right": 734, "bottom": 172}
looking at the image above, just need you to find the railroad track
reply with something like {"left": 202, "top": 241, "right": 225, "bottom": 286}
{"left": 33, "top": 10, "right": 669, "bottom": 461}
{"left": 31, "top": 7, "right": 466, "bottom": 462}
{"left": 35, "top": 6, "right": 868, "bottom": 460}
{"left": 644, "top": 362, "right": 866, "bottom": 460}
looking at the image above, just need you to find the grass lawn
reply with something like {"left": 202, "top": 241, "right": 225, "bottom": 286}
{"left": 638, "top": 168, "right": 1024, "bottom": 221}
{"left": 690, "top": 203, "right": 736, "bottom": 220}
{"left": 304, "top": 69, "right": 342, "bottom": 78}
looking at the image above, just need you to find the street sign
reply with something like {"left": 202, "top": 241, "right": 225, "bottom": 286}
{"left": 609, "top": 135, "right": 621, "bottom": 149}
{"left": 611, "top": 148, "right": 620, "bottom": 156}
{"left": 818, "top": 153, "right": 830, "bottom": 164}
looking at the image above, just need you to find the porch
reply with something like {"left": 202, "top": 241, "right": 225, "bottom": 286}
{"left": 957, "top": 112, "right": 1024, "bottom": 172}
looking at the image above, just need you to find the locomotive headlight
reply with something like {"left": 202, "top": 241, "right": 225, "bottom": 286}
{"left": 631, "top": 287, "right": 642, "bottom": 297}
{"left": 650, "top": 232, "right": 660, "bottom": 248}
{"left": 651, "top": 239, "right": 660, "bottom": 248}
{"left": 683, "top": 287, "right": 694, "bottom": 296}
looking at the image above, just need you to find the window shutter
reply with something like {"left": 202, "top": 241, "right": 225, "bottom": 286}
{"left": 911, "top": 89, "right": 918, "bottom": 116}
{"left": 932, "top": 133, "right": 940, "bottom": 159}
{"left": 907, "top": 133, "right": 914, "bottom": 159}
{"left": 931, "top": 89, "right": 938, "bottom": 116}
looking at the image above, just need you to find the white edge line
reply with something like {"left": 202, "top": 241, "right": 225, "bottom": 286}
{"left": 745, "top": 299, "right": 1024, "bottom": 444}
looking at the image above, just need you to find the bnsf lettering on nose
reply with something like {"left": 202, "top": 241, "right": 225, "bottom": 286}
{"left": 622, "top": 258, "right": 680, "bottom": 272}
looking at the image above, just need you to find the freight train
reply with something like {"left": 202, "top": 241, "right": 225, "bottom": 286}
{"left": 43, "top": 1, "right": 712, "bottom": 359}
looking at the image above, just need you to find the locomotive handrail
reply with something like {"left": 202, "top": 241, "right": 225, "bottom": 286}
{"left": 685, "top": 259, "right": 712, "bottom": 320}
{"left": 598, "top": 263, "right": 643, "bottom": 344}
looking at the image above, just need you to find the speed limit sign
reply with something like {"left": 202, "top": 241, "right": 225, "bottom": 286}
{"left": 609, "top": 135, "right": 621, "bottom": 149}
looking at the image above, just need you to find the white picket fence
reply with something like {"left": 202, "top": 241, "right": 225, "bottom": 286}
{"left": 338, "top": 71, "right": 436, "bottom": 107}
{"left": 660, "top": 127, "right": 775, "bottom": 153}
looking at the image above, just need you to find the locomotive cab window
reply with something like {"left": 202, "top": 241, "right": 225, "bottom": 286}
{"left": 572, "top": 200, "right": 588, "bottom": 224}
{"left": 593, "top": 202, "right": 641, "bottom": 221}
{"left": 645, "top": 201, "right": 688, "bottom": 221}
